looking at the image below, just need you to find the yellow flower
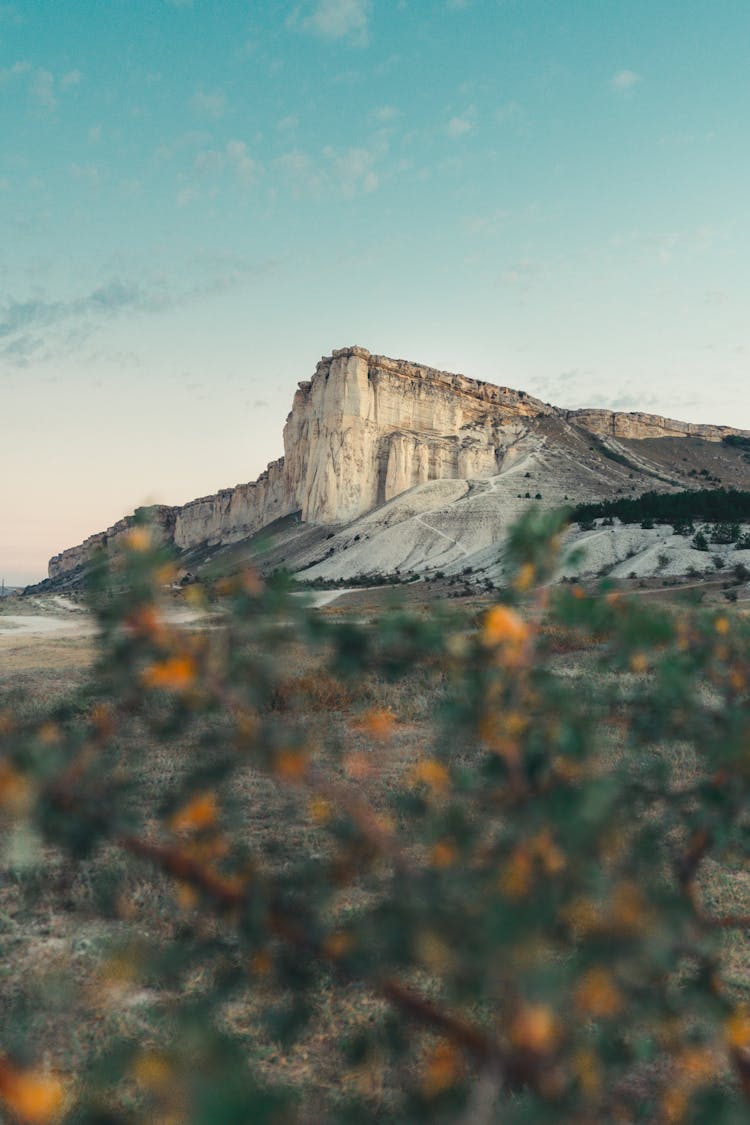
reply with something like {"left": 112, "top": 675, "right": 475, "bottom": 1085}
{"left": 309, "top": 795, "right": 332, "bottom": 824}
{"left": 510, "top": 1004, "right": 559, "bottom": 1053}
{"left": 275, "top": 749, "right": 308, "bottom": 780}
{"left": 143, "top": 655, "right": 197, "bottom": 692}
{"left": 514, "top": 562, "right": 536, "bottom": 593}
{"left": 482, "top": 605, "right": 529, "bottom": 647}
{"left": 531, "top": 828, "right": 566, "bottom": 875}
{"left": 611, "top": 881, "right": 648, "bottom": 934}
{"left": 725, "top": 1007, "right": 750, "bottom": 1051}
{"left": 714, "top": 616, "right": 730, "bottom": 635}
{"left": 170, "top": 791, "right": 218, "bottom": 833}
{"left": 358, "top": 708, "right": 396, "bottom": 741}
{"left": 323, "top": 931, "right": 354, "bottom": 959}
{"left": 410, "top": 759, "right": 450, "bottom": 793}
{"left": 575, "top": 968, "right": 623, "bottom": 1018}
{"left": 250, "top": 950, "right": 273, "bottom": 976}
{"left": 132, "top": 1052, "right": 172, "bottom": 1091}
{"left": 0, "top": 761, "right": 32, "bottom": 816}
{"left": 421, "top": 1041, "right": 462, "bottom": 1098}
{"left": 126, "top": 604, "right": 165, "bottom": 640}
{"left": 123, "top": 526, "right": 152, "bottom": 552}
{"left": 574, "top": 1048, "right": 602, "bottom": 1097}
{"left": 37, "top": 722, "right": 60, "bottom": 746}
{"left": 0, "top": 1061, "right": 66, "bottom": 1124}
{"left": 499, "top": 845, "right": 533, "bottom": 899}
{"left": 431, "top": 839, "right": 458, "bottom": 868}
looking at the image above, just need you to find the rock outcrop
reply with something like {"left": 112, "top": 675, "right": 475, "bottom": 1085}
{"left": 47, "top": 346, "right": 750, "bottom": 580}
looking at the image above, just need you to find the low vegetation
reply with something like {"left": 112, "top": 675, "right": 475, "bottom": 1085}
{"left": 2, "top": 511, "right": 750, "bottom": 1122}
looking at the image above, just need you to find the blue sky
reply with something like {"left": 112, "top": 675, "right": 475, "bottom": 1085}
{"left": 2, "top": 0, "right": 749, "bottom": 583}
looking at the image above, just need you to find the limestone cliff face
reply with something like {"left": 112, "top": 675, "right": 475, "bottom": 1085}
{"left": 47, "top": 346, "right": 750, "bottom": 579}
{"left": 566, "top": 408, "right": 741, "bottom": 442}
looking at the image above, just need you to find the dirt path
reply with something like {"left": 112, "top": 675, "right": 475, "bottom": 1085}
{"left": 414, "top": 514, "right": 469, "bottom": 559}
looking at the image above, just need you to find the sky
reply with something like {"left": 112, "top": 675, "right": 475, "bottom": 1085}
{"left": 1, "top": 0, "right": 749, "bottom": 584}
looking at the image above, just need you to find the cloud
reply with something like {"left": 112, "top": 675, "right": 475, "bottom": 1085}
{"left": 166, "top": 0, "right": 193, "bottom": 7}
{"left": 495, "top": 100, "right": 524, "bottom": 126}
{"left": 60, "top": 70, "right": 82, "bottom": 90}
{"left": 276, "top": 136, "right": 385, "bottom": 198}
{"left": 447, "top": 114, "right": 474, "bottom": 138}
{"left": 372, "top": 104, "right": 399, "bottom": 122}
{"left": 190, "top": 89, "right": 226, "bottom": 119}
{"left": 226, "top": 140, "right": 259, "bottom": 185}
{"left": 0, "top": 60, "right": 31, "bottom": 81}
{"left": 463, "top": 209, "right": 510, "bottom": 237}
{"left": 610, "top": 69, "right": 642, "bottom": 92}
{"left": 289, "top": 0, "right": 371, "bottom": 45}
{"left": 499, "top": 258, "right": 542, "bottom": 286}
{"left": 1, "top": 280, "right": 149, "bottom": 333}
{"left": 69, "top": 162, "right": 101, "bottom": 188}
{"left": 274, "top": 150, "right": 325, "bottom": 196}
{"left": 186, "top": 139, "right": 261, "bottom": 199}
{"left": 277, "top": 114, "right": 299, "bottom": 131}
{"left": 446, "top": 0, "right": 471, "bottom": 8}
{"left": 0, "top": 266, "right": 278, "bottom": 366}
{"left": 0, "top": 62, "right": 82, "bottom": 114}
{"left": 30, "top": 68, "right": 57, "bottom": 110}
{"left": 324, "top": 144, "right": 380, "bottom": 194}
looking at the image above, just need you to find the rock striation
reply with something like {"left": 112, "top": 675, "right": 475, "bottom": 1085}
{"left": 48, "top": 346, "right": 750, "bottom": 580}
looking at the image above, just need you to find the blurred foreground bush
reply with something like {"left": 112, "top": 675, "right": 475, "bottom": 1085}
{"left": 2, "top": 511, "right": 750, "bottom": 1123}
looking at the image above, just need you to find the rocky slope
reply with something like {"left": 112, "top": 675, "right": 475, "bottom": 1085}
{"left": 46, "top": 346, "right": 750, "bottom": 584}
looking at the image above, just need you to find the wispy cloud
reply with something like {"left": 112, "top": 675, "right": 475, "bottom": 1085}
{"left": 60, "top": 69, "right": 82, "bottom": 90}
{"left": 275, "top": 133, "right": 387, "bottom": 198}
{"left": 463, "top": 209, "right": 510, "bottom": 237}
{"left": 495, "top": 100, "right": 526, "bottom": 127}
{"left": 0, "top": 280, "right": 151, "bottom": 364}
{"left": 69, "top": 162, "right": 101, "bottom": 188}
{"left": 328, "top": 145, "right": 379, "bottom": 193}
{"left": 226, "top": 139, "right": 259, "bottom": 185}
{"left": 447, "top": 112, "right": 474, "bottom": 138}
{"left": 274, "top": 150, "right": 325, "bottom": 197}
{"left": 372, "top": 104, "right": 399, "bottom": 123}
{"left": 0, "top": 61, "right": 82, "bottom": 114}
{"left": 180, "top": 138, "right": 261, "bottom": 202}
{"left": 0, "top": 266, "right": 278, "bottom": 365}
{"left": 0, "top": 59, "right": 30, "bottom": 82}
{"left": 288, "top": 0, "right": 372, "bottom": 46}
{"left": 610, "top": 69, "right": 642, "bottom": 93}
{"left": 190, "top": 88, "right": 226, "bottom": 119}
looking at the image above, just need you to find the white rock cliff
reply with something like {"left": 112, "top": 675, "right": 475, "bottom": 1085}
{"left": 48, "top": 346, "right": 749, "bottom": 579}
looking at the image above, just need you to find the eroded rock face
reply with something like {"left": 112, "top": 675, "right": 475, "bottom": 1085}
{"left": 47, "top": 346, "right": 750, "bottom": 579}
